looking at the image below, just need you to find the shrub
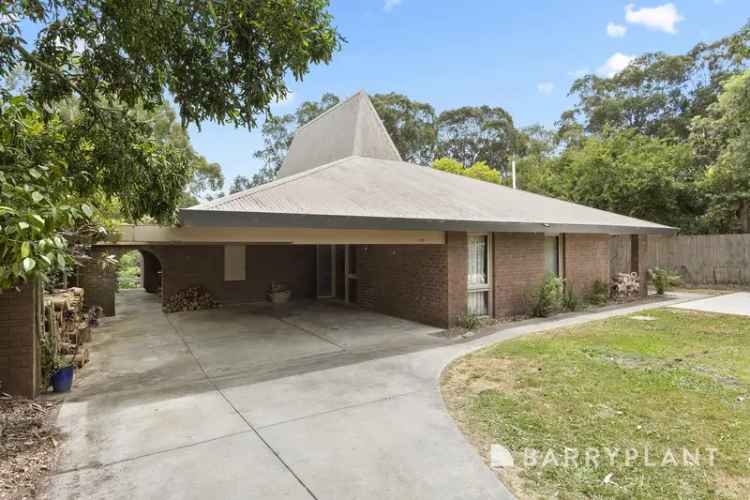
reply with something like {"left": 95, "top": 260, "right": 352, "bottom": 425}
{"left": 527, "top": 273, "right": 564, "bottom": 317}
{"left": 588, "top": 279, "right": 610, "bottom": 306}
{"left": 649, "top": 267, "right": 681, "bottom": 295}
{"left": 459, "top": 311, "right": 481, "bottom": 331}
{"left": 562, "top": 283, "right": 581, "bottom": 311}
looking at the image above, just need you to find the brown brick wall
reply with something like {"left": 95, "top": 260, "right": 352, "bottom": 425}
{"left": 142, "top": 250, "right": 161, "bottom": 293}
{"left": 158, "top": 244, "right": 316, "bottom": 306}
{"left": 78, "top": 249, "right": 119, "bottom": 316}
{"left": 0, "top": 281, "right": 40, "bottom": 397}
{"left": 564, "top": 234, "right": 610, "bottom": 296}
{"left": 493, "top": 233, "right": 546, "bottom": 318}
{"left": 356, "top": 235, "right": 467, "bottom": 328}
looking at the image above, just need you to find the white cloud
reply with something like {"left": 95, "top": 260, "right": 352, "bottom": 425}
{"left": 597, "top": 52, "right": 635, "bottom": 78}
{"left": 606, "top": 22, "right": 627, "bottom": 38}
{"left": 384, "top": 0, "right": 402, "bottom": 12}
{"left": 536, "top": 82, "right": 555, "bottom": 95}
{"left": 625, "top": 3, "right": 684, "bottom": 34}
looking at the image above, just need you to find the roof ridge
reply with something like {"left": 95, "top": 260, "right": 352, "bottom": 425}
{"left": 355, "top": 92, "right": 402, "bottom": 161}
{"left": 292, "top": 90, "right": 367, "bottom": 136}
{"left": 187, "top": 156, "right": 359, "bottom": 211}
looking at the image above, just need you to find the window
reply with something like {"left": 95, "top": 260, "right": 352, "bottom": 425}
{"left": 468, "top": 234, "right": 492, "bottom": 316}
{"left": 224, "top": 245, "right": 246, "bottom": 281}
{"left": 544, "top": 236, "right": 560, "bottom": 276}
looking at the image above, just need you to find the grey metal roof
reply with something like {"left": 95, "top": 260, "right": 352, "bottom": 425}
{"left": 276, "top": 91, "right": 401, "bottom": 178}
{"left": 184, "top": 155, "right": 676, "bottom": 235}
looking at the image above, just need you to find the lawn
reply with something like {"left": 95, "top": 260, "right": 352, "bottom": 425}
{"left": 441, "top": 308, "right": 750, "bottom": 499}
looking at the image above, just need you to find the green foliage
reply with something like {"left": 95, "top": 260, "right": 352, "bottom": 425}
{"left": 648, "top": 267, "right": 681, "bottom": 295}
{"left": 690, "top": 69, "right": 750, "bottom": 232}
{"left": 436, "top": 105, "right": 520, "bottom": 174}
{"left": 522, "top": 129, "right": 699, "bottom": 229}
{"left": 117, "top": 251, "right": 141, "bottom": 289}
{"left": 0, "top": 95, "right": 191, "bottom": 288}
{"left": 561, "top": 284, "right": 581, "bottom": 312}
{"left": 371, "top": 92, "right": 437, "bottom": 165}
{"left": 0, "top": 0, "right": 342, "bottom": 129}
{"left": 526, "top": 273, "right": 564, "bottom": 318}
{"left": 459, "top": 311, "right": 481, "bottom": 331}
{"left": 431, "top": 157, "right": 501, "bottom": 184}
{"left": 587, "top": 279, "right": 610, "bottom": 306}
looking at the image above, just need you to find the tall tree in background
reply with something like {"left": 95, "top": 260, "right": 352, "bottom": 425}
{"left": 436, "top": 105, "right": 520, "bottom": 174}
{"left": 691, "top": 69, "right": 750, "bottom": 232}
{"left": 371, "top": 93, "right": 436, "bottom": 165}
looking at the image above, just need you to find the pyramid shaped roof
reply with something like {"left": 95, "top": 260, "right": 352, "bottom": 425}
{"left": 184, "top": 92, "right": 675, "bottom": 235}
{"left": 277, "top": 91, "right": 401, "bottom": 178}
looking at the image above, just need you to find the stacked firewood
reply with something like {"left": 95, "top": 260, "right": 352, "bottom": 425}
{"left": 162, "top": 286, "right": 220, "bottom": 313}
{"left": 162, "top": 286, "right": 221, "bottom": 313}
{"left": 44, "top": 288, "right": 91, "bottom": 368}
{"left": 610, "top": 272, "right": 640, "bottom": 299}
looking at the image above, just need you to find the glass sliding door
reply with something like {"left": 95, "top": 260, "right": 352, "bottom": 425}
{"left": 467, "top": 234, "right": 492, "bottom": 316}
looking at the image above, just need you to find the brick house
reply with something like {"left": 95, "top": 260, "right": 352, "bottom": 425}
{"left": 86, "top": 91, "right": 673, "bottom": 327}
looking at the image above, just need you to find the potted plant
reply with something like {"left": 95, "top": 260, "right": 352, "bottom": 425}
{"left": 49, "top": 354, "right": 75, "bottom": 393}
{"left": 268, "top": 282, "right": 291, "bottom": 304}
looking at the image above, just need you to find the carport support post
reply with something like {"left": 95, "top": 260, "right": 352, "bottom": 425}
{"left": 78, "top": 249, "right": 118, "bottom": 316}
{"left": 630, "top": 234, "right": 648, "bottom": 298}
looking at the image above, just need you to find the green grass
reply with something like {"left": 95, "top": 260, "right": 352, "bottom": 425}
{"left": 441, "top": 308, "right": 750, "bottom": 499}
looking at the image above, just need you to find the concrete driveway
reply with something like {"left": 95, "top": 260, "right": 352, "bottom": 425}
{"left": 47, "top": 290, "right": 705, "bottom": 499}
{"left": 670, "top": 291, "right": 750, "bottom": 316}
{"left": 46, "top": 290, "right": 511, "bottom": 500}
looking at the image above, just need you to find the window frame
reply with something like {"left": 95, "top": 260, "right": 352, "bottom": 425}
{"left": 467, "top": 232, "right": 493, "bottom": 317}
{"left": 544, "top": 234, "right": 565, "bottom": 278}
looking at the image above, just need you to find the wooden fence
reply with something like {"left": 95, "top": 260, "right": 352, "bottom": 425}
{"left": 609, "top": 234, "right": 750, "bottom": 285}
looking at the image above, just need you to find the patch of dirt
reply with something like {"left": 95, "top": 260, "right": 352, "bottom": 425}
{"left": 0, "top": 394, "right": 61, "bottom": 500}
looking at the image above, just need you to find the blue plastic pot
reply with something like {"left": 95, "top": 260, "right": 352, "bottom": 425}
{"left": 51, "top": 365, "right": 75, "bottom": 393}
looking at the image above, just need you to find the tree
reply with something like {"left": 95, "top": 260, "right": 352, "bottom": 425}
{"left": 432, "top": 157, "right": 501, "bottom": 184}
{"left": 229, "top": 176, "right": 253, "bottom": 195}
{"left": 565, "top": 22, "right": 750, "bottom": 140}
{"left": 0, "top": 0, "right": 341, "bottom": 287}
{"left": 435, "top": 105, "right": 520, "bottom": 175}
{"left": 295, "top": 93, "right": 340, "bottom": 126}
{"left": 371, "top": 93, "right": 436, "bottom": 164}
{"left": 250, "top": 113, "right": 296, "bottom": 186}
{"left": 691, "top": 69, "right": 750, "bottom": 232}
{"left": 1, "top": 1, "right": 342, "bottom": 128}
{"left": 524, "top": 130, "right": 698, "bottom": 229}
{"left": 0, "top": 96, "right": 192, "bottom": 288}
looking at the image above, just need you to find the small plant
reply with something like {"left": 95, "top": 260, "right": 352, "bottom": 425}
{"left": 587, "top": 279, "right": 609, "bottom": 306}
{"left": 527, "top": 273, "right": 564, "bottom": 317}
{"left": 648, "top": 267, "right": 681, "bottom": 295}
{"left": 459, "top": 311, "right": 481, "bottom": 331}
{"left": 562, "top": 283, "right": 581, "bottom": 311}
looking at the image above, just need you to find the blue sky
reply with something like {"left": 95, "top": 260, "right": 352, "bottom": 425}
{"left": 15, "top": 1, "right": 750, "bottom": 186}
{"left": 191, "top": 0, "right": 748, "bottom": 186}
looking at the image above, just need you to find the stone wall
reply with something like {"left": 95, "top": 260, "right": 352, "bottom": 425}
{"left": 0, "top": 281, "right": 40, "bottom": 397}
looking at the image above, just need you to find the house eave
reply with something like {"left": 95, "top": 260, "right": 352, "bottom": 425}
{"left": 179, "top": 209, "right": 678, "bottom": 236}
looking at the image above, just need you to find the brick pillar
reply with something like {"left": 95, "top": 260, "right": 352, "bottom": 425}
{"left": 78, "top": 251, "right": 117, "bottom": 316}
{"left": 0, "top": 281, "right": 41, "bottom": 397}
{"left": 141, "top": 250, "right": 162, "bottom": 293}
{"left": 446, "top": 232, "right": 468, "bottom": 327}
{"left": 631, "top": 234, "right": 648, "bottom": 297}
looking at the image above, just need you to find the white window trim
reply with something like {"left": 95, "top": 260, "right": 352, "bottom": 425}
{"left": 467, "top": 232, "right": 493, "bottom": 317}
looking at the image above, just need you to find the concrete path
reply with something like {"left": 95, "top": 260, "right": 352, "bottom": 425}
{"left": 670, "top": 291, "right": 750, "bottom": 317}
{"left": 46, "top": 290, "right": 706, "bottom": 500}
